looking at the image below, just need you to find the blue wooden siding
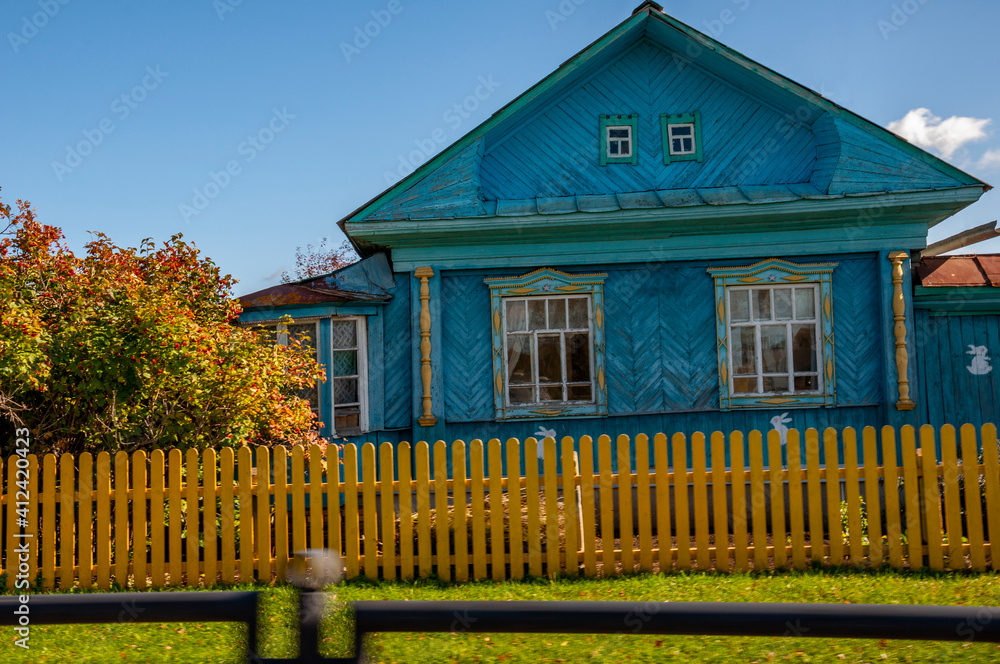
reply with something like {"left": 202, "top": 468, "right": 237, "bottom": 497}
{"left": 441, "top": 272, "right": 495, "bottom": 422}
{"left": 479, "top": 40, "right": 818, "bottom": 201}
{"left": 382, "top": 274, "right": 412, "bottom": 429}
{"left": 830, "top": 256, "right": 883, "bottom": 406}
{"left": 915, "top": 311, "right": 1000, "bottom": 429}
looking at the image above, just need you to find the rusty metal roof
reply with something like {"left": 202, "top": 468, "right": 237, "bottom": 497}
{"left": 916, "top": 255, "right": 1000, "bottom": 287}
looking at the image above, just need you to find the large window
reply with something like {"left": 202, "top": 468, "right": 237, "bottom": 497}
{"left": 486, "top": 268, "right": 608, "bottom": 419}
{"left": 330, "top": 317, "right": 366, "bottom": 436}
{"left": 708, "top": 259, "right": 837, "bottom": 410}
{"left": 504, "top": 296, "right": 594, "bottom": 406}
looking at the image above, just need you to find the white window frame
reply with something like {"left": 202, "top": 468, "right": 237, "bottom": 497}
{"left": 667, "top": 122, "right": 696, "bottom": 156}
{"left": 725, "top": 285, "right": 824, "bottom": 398}
{"left": 605, "top": 125, "right": 633, "bottom": 159}
{"left": 501, "top": 294, "right": 596, "bottom": 409}
{"left": 329, "top": 316, "right": 368, "bottom": 437}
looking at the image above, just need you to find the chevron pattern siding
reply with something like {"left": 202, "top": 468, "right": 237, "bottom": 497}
{"left": 832, "top": 256, "right": 883, "bottom": 406}
{"left": 442, "top": 274, "right": 495, "bottom": 422}
{"left": 659, "top": 266, "right": 718, "bottom": 410}
{"left": 382, "top": 275, "right": 412, "bottom": 429}
{"left": 480, "top": 41, "right": 817, "bottom": 200}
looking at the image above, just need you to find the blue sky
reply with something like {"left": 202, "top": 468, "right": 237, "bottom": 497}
{"left": 3, "top": 0, "right": 999, "bottom": 295}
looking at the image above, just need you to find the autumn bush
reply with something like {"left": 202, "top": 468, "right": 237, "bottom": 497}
{"left": 0, "top": 190, "right": 325, "bottom": 455}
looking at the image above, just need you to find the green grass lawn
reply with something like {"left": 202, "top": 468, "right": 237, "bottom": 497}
{"left": 2, "top": 570, "right": 998, "bottom": 663}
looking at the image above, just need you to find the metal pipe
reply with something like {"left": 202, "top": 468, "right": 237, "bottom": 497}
{"left": 921, "top": 220, "right": 1000, "bottom": 258}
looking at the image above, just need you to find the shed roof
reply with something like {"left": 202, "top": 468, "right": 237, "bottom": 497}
{"left": 916, "top": 255, "right": 1000, "bottom": 287}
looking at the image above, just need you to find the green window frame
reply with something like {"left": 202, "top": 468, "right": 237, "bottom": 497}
{"left": 485, "top": 268, "right": 608, "bottom": 420}
{"left": 661, "top": 111, "right": 703, "bottom": 164}
{"left": 599, "top": 114, "right": 639, "bottom": 166}
{"left": 707, "top": 259, "right": 837, "bottom": 410}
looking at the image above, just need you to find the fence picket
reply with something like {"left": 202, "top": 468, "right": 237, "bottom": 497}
{"left": 842, "top": 428, "right": 863, "bottom": 567}
{"left": 597, "top": 435, "right": 615, "bottom": 575}
{"left": 326, "top": 445, "right": 343, "bottom": 567}
{"left": 41, "top": 454, "right": 56, "bottom": 590}
{"left": 919, "top": 425, "right": 944, "bottom": 571}
{"left": 523, "top": 438, "right": 542, "bottom": 578}
{"left": 237, "top": 447, "right": 255, "bottom": 582}
{"left": 203, "top": 449, "right": 218, "bottom": 586}
{"left": 362, "top": 443, "right": 378, "bottom": 580}
{"left": 710, "top": 432, "right": 729, "bottom": 573}
{"left": 167, "top": 449, "right": 183, "bottom": 586}
{"left": 380, "top": 443, "right": 397, "bottom": 581}
{"left": 255, "top": 446, "right": 272, "bottom": 583}
{"left": 309, "top": 445, "right": 325, "bottom": 552}
{"left": 415, "top": 442, "right": 432, "bottom": 579}
{"left": 767, "top": 430, "right": 787, "bottom": 570}
{"left": 960, "top": 425, "right": 986, "bottom": 572}
{"left": 900, "top": 426, "right": 923, "bottom": 567}
{"left": 862, "top": 427, "right": 884, "bottom": 567}
{"left": 653, "top": 434, "right": 672, "bottom": 573}
{"left": 940, "top": 425, "right": 964, "bottom": 570}
{"left": 692, "top": 433, "right": 711, "bottom": 571}
{"left": 507, "top": 438, "right": 524, "bottom": 580}
{"left": 823, "top": 429, "right": 844, "bottom": 566}
{"left": 804, "top": 429, "right": 823, "bottom": 565}
{"left": 635, "top": 434, "right": 653, "bottom": 573}
{"left": 219, "top": 448, "right": 235, "bottom": 584}
{"left": 292, "top": 446, "right": 308, "bottom": 564}
{"left": 562, "top": 436, "right": 581, "bottom": 577}
{"left": 881, "top": 427, "right": 904, "bottom": 568}
{"left": 78, "top": 453, "right": 94, "bottom": 588}
{"left": 543, "top": 438, "right": 561, "bottom": 578}
{"left": 786, "top": 430, "right": 806, "bottom": 570}
{"left": 343, "top": 445, "right": 360, "bottom": 579}
{"left": 731, "top": 431, "right": 749, "bottom": 573}
{"left": 489, "top": 439, "right": 506, "bottom": 581}
{"left": 114, "top": 452, "right": 129, "bottom": 587}
{"left": 397, "top": 442, "right": 413, "bottom": 581}
{"left": 274, "top": 446, "right": 289, "bottom": 581}
{"left": 748, "top": 431, "right": 767, "bottom": 571}
{"left": 149, "top": 451, "right": 165, "bottom": 588}
{"left": 185, "top": 449, "right": 199, "bottom": 586}
{"left": 133, "top": 451, "right": 147, "bottom": 590}
{"left": 672, "top": 433, "right": 691, "bottom": 571}
{"left": 981, "top": 424, "right": 1000, "bottom": 570}
{"left": 453, "top": 442, "right": 469, "bottom": 582}
{"left": 434, "top": 441, "right": 451, "bottom": 582}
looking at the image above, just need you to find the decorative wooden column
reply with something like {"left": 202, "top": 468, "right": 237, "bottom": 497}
{"left": 888, "top": 251, "right": 916, "bottom": 411}
{"left": 414, "top": 267, "right": 437, "bottom": 426}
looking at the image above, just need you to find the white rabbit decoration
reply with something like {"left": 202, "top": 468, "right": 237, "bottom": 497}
{"left": 534, "top": 426, "right": 557, "bottom": 460}
{"left": 967, "top": 345, "right": 993, "bottom": 376}
{"left": 770, "top": 412, "right": 792, "bottom": 447}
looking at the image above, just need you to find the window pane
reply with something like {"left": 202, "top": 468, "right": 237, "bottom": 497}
{"left": 620, "top": 140, "right": 630, "bottom": 155}
{"left": 752, "top": 290, "right": 771, "bottom": 320}
{"left": 732, "top": 327, "right": 757, "bottom": 375}
{"left": 794, "top": 375, "right": 818, "bottom": 392}
{"left": 795, "top": 288, "right": 815, "bottom": 319}
{"left": 773, "top": 289, "right": 793, "bottom": 320}
{"left": 334, "top": 378, "right": 358, "bottom": 405}
{"left": 331, "top": 320, "right": 357, "bottom": 348}
{"left": 539, "top": 385, "right": 563, "bottom": 402}
{"left": 730, "top": 290, "right": 750, "bottom": 322}
{"left": 609, "top": 128, "right": 630, "bottom": 138}
{"left": 565, "top": 332, "right": 591, "bottom": 383}
{"left": 671, "top": 126, "right": 692, "bottom": 137}
{"left": 733, "top": 377, "right": 756, "bottom": 395}
{"left": 548, "top": 298, "right": 567, "bottom": 330}
{"left": 763, "top": 376, "right": 789, "bottom": 393}
{"left": 537, "top": 334, "right": 562, "bottom": 384}
{"left": 760, "top": 325, "right": 788, "bottom": 374}
{"left": 792, "top": 324, "right": 817, "bottom": 373}
{"left": 568, "top": 384, "right": 592, "bottom": 401}
{"left": 568, "top": 298, "right": 588, "bottom": 329}
{"left": 609, "top": 142, "right": 619, "bottom": 155}
{"left": 672, "top": 138, "right": 684, "bottom": 153}
{"left": 507, "top": 334, "right": 533, "bottom": 384}
{"left": 506, "top": 300, "right": 526, "bottom": 332}
{"left": 528, "top": 300, "right": 546, "bottom": 330}
{"left": 509, "top": 387, "right": 534, "bottom": 405}
{"left": 333, "top": 350, "right": 357, "bottom": 377}
{"left": 334, "top": 405, "right": 360, "bottom": 432}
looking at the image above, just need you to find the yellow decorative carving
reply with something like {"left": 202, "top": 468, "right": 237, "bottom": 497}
{"left": 598, "top": 366, "right": 606, "bottom": 392}
{"left": 554, "top": 285, "right": 585, "bottom": 292}
{"left": 484, "top": 267, "right": 608, "bottom": 289}
{"left": 826, "top": 357, "right": 833, "bottom": 382}
{"left": 781, "top": 275, "right": 809, "bottom": 282}
{"left": 532, "top": 409, "right": 568, "bottom": 416}
{"left": 716, "top": 297, "right": 725, "bottom": 323}
{"left": 494, "top": 368, "right": 503, "bottom": 399}
{"left": 889, "top": 252, "right": 916, "bottom": 411}
{"left": 720, "top": 361, "right": 728, "bottom": 385}
{"left": 492, "top": 306, "right": 501, "bottom": 334}
{"left": 505, "top": 287, "right": 538, "bottom": 296}
{"left": 824, "top": 293, "right": 831, "bottom": 319}
{"left": 760, "top": 398, "right": 799, "bottom": 405}
{"left": 415, "top": 267, "right": 437, "bottom": 426}
{"left": 595, "top": 304, "right": 603, "bottom": 331}
{"left": 737, "top": 277, "right": 763, "bottom": 283}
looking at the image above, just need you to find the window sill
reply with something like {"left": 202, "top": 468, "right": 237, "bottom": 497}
{"left": 497, "top": 403, "right": 607, "bottom": 421}
{"left": 721, "top": 394, "right": 836, "bottom": 410}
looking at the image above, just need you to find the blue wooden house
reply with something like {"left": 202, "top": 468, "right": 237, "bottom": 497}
{"left": 240, "top": 2, "right": 996, "bottom": 454}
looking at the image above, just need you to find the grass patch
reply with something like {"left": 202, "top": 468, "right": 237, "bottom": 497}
{"left": 1, "top": 570, "right": 997, "bottom": 662}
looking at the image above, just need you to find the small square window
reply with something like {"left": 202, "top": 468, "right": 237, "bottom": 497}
{"left": 599, "top": 114, "right": 638, "bottom": 166}
{"left": 661, "top": 111, "right": 703, "bottom": 164}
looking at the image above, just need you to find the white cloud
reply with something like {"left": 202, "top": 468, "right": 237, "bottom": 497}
{"left": 979, "top": 148, "right": 1000, "bottom": 170}
{"left": 887, "top": 108, "right": 991, "bottom": 160}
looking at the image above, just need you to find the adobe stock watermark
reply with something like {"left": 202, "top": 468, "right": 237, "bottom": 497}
{"left": 878, "top": 0, "right": 931, "bottom": 41}
{"left": 340, "top": 0, "right": 408, "bottom": 64}
{"left": 7, "top": 0, "right": 71, "bottom": 54}
{"left": 51, "top": 66, "right": 170, "bottom": 183}
{"left": 12, "top": 427, "right": 33, "bottom": 650}
{"left": 546, "top": 0, "right": 588, "bottom": 31}
{"left": 178, "top": 107, "right": 295, "bottom": 223}
{"left": 213, "top": 0, "right": 244, "bottom": 21}
{"left": 384, "top": 75, "right": 501, "bottom": 186}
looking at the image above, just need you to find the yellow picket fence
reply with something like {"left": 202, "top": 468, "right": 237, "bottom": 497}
{"left": 1, "top": 423, "right": 998, "bottom": 589}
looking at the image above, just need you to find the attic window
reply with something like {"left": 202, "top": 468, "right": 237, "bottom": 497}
{"left": 599, "top": 114, "right": 639, "bottom": 166}
{"left": 661, "top": 111, "right": 703, "bottom": 164}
